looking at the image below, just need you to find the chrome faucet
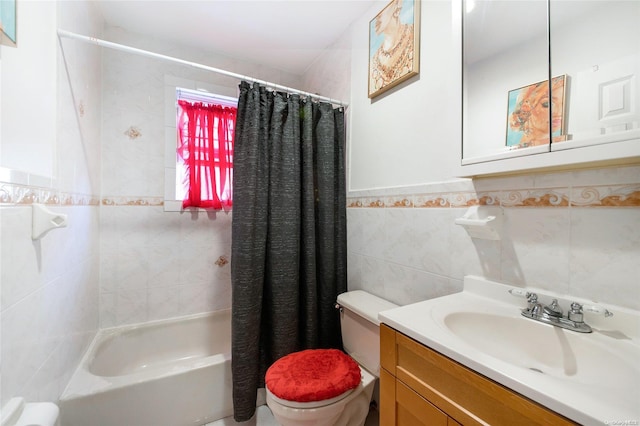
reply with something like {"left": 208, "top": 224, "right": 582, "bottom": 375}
{"left": 520, "top": 293, "right": 601, "bottom": 333}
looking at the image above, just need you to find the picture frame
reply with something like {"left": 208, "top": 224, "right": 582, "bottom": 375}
{"left": 0, "top": 0, "right": 17, "bottom": 47}
{"left": 506, "top": 75, "right": 568, "bottom": 148}
{"left": 368, "top": 0, "right": 420, "bottom": 99}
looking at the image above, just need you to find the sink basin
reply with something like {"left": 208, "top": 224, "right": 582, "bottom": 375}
{"left": 378, "top": 276, "right": 640, "bottom": 425}
{"left": 443, "top": 311, "right": 639, "bottom": 389}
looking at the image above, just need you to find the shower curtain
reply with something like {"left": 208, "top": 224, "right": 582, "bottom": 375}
{"left": 230, "top": 81, "right": 347, "bottom": 422}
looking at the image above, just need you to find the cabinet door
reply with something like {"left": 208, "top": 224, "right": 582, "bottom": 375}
{"left": 396, "top": 380, "right": 448, "bottom": 426}
{"left": 380, "top": 368, "right": 396, "bottom": 426}
{"left": 381, "top": 366, "right": 448, "bottom": 426}
{"left": 393, "top": 330, "right": 577, "bottom": 425}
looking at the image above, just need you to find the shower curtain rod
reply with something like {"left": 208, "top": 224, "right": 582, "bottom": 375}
{"left": 57, "top": 29, "right": 348, "bottom": 107}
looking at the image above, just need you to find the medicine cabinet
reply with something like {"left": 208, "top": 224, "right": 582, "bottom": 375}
{"left": 459, "top": 0, "right": 640, "bottom": 177}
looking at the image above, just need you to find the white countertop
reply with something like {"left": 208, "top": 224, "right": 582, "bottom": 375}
{"left": 378, "top": 276, "right": 640, "bottom": 425}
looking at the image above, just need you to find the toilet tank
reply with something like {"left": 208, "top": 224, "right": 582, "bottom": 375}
{"left": 336, "top": 290, "right": 398, "bottom": 376}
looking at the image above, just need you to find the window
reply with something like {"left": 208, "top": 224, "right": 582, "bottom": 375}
{"left": 175, "top": 88, "right": 237, "bottom": 210}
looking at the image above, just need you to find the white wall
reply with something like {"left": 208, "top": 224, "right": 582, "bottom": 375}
{"left": 0, "top": 0, "right": 102, "bottom": 408}
{"left": 0, "top": 1, "right": 57, "bottom": 178}
{"left": 304, "top": 0, "right": 640, "bottom": 311}
{"left": 302, "top": 29, "right": 351, "bottom": 106}
{"left": 344, "top": 167, "right": 640, "bottom": 310}
{"left": 348, "top": 1, "right": 461, "bottom": 190}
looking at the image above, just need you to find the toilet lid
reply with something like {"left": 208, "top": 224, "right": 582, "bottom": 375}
{"left": 265, "top": 349, "right": 361, "bottom": 403}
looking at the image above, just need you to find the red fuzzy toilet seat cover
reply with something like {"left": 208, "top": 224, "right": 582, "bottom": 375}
{"left": 265, "top": 349, "right": 362, "bottom": 402}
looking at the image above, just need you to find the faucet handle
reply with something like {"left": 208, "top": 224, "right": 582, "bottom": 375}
{"left": 526, "top": 292, "right": 538, "bottom": 304}
{"left": 543, "top": 299, "right": 563, "bottom": 318}
{"left": 525, "top": 293, "right": 541, "bottom": 315}
{"left": 568, "top": 302, "right": 584, "bottom": 323}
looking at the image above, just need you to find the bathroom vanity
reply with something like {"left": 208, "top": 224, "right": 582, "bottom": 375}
{"left": 380, "top": 325, "right": 574, "bottom": 425}
{"left": 378, "top": 276, "right": 640, "bottom": 425}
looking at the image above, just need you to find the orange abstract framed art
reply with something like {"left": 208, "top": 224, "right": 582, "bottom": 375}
{"left": 506, "top": 75, "right": 568, "bottom": 148}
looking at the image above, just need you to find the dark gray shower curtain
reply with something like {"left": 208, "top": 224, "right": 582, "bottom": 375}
{"left": 230, "top": 81, "right": 347, "bottom": 422}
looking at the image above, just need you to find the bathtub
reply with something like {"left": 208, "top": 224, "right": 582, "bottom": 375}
{"left": 60, "top": 309, "right": 232, "bottom": 426}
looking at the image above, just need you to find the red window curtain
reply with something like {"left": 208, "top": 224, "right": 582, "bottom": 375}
{"left": 177, "top": 100, "right": 237, "bottom": 210}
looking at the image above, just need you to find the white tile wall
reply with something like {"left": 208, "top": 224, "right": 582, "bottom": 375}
{"left": 500, "top": 208, "right": 571, "bottom": 291}
{"left": 1, "top": 1, "right": 103, "bottom": 408}
{"left": 569, "top": 208, "right": 640, "bottom": 306}
{"left": 346, "top": 166, "right": 640, "bottom": 311}
{"left": 0, "top": 206, "right": 99, "bottom": 407}
{"left": 99, "top": 27, "right": 301, "bottom": 327}
{"left": 99, "top": 206, "right": 232, "bottom": 327}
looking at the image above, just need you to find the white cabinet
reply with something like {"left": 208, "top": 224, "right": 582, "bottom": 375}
{"left": 459, "top": 0, "right": 640, "bottom": 178}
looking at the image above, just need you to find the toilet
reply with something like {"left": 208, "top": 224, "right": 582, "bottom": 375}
{"left": 265, "top": 290, "right": 398, "bottom": 426}
{"left": 0, "top": 398, "right": 59, "bottom": 426}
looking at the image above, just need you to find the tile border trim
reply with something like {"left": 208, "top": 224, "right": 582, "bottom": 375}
{"left": 347, "top": 185, "right": 640, "bottom": 208}
{"left": 0, "top": 182, "right": 166, "bottom": 207}
{"left": 2, "top": 182, "right": 639, "bottom": 209}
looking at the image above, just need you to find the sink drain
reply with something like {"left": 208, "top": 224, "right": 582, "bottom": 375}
{"left": 529, "top": 367, "right": 544, "bottom": 374}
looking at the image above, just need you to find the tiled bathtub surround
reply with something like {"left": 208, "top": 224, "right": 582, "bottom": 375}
{"left": 346, "top": 165, "right": 640, "bottom": 311}
{"left": 0, "top": 189, "right": 232, "bottom": 333}
{"left": 0, "top": 205, "right": 99, "bottom": 406}
{"left": 97, "top": 27, "right": 299, "bottom": 328}
{"left": 99, "top": 204, "right": 232, "bottom": 328}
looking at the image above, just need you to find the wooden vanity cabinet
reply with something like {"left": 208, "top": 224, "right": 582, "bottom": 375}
{"left": 380, "top": 324, "right": 577, "bottom": 426}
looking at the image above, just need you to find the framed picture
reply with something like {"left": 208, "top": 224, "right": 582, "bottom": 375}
{"left": 506, "top": 75, "right": 568, "bottom": 148}
{"left": 0, "top": 0, "right": 17, "bottom": 47}
{"left": 368, "top": 0, "right": 420, "bottom": 99}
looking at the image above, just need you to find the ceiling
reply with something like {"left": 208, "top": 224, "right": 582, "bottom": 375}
{"left": 95, "top": 0, "right": 380, "bottom": 75}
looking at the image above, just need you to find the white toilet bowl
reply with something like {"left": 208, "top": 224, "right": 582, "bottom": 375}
{"left": 266, "top": 366, "right": 376, "bottom": 426}
{"left": 265, "top": 290, "right": 398, "bottom": 426}
{"left": 0, "top": 398, "right": 59, "bottom": 426}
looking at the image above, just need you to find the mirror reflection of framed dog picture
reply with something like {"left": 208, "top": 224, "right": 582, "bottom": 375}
{"left": 506, "top": 75, "right": 568, "bottom": 148}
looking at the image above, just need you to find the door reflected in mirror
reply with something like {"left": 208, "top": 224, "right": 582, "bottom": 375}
{"left": 550, "top": 0, "right": 640, "bottom": 151}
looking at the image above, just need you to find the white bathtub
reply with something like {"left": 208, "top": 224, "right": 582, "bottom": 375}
{"left": 60, "top": 310, "right": 232, "bottom": 426}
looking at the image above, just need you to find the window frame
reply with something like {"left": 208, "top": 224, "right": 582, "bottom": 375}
{"left": 163, "top": 77, "right": 238, "bottom": 212}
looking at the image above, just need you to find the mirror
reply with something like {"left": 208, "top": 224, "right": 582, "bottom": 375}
{"left": 462, "top": 0, "right": 640, "bottom": 164}
{"left": 463, "top": 0, "right": 550, "bottom": 161}
{"left": 549, "top": 0, "right": 640, "bottom": 150}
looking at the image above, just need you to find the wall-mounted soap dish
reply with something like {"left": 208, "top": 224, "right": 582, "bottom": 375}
{"left": 455, "top": 205, "right": 502, "bottom": 240}
{"left": 32, "top": 204, "right": 68, "bottom": 240}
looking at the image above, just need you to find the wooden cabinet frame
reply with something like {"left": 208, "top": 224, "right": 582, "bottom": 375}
{"left": 380, "top": 324, "right": 577, "bottom": 426}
